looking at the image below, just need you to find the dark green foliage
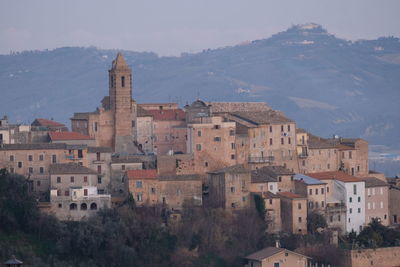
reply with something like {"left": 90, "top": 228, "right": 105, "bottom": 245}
{"left": 346, "top": 218, "right": 400, "bottom": 249}
{"left": 253, "top": 194, "right": 265, "bottom": 220}
{"left": 307, "top": 212, "right": 327, "bottom": 234}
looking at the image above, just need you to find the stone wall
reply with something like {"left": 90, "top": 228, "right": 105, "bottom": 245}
{"left": 341, "top": 247, "right": 400, "bottom": 267}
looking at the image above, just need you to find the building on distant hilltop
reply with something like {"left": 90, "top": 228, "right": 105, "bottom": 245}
{"left": 278, "top": 191, "right": 308, "bottom": 234}
{"left": 49, "top": 163, "right": 111, "bottom": 221}
{"left": 135, "top": 106, "right": 154, "bottom": 154}
{"left": 71, "top": 53, "right": 138, "bottom": 153}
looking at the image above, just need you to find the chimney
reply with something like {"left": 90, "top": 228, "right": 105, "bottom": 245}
{"left": 275, "top": 240, "right": 281, "bottom": 248}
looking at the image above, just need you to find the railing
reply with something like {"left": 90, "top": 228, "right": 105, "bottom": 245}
{"left": 248, "top": 156, "right": 275, "bottom": 163}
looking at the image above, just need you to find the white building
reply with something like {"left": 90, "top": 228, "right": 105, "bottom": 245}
{"left": 308, "top": 171, "right": 365, "bottom": 233}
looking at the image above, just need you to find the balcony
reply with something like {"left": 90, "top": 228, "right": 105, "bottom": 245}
{"left": 298, "top": 153, "right": 308, "bottom": 158}
{"left": 248, "top": 156, "right": 274, "bottom": 163}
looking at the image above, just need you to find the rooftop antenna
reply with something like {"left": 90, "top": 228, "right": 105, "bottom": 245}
{"left": 196, "top": 90, "right": 200, "bottom": 100}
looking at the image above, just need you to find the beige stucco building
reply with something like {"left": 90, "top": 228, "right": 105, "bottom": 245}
{"left": 244, "top": 246, "right": 310, "bottom": 267}
{"left": 278, "top": 192, "right": 308, "bottom": 234}
{"left": 364, "top": 177, "right": 389, "bottom": 226}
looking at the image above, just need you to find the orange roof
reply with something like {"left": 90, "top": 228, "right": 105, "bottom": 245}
{"left": 146, "top": 109, "right": 185, "bottom": 121}
{"left": 278, "top": 192, "right": 304, "bottom": 199}
{"left": 307, "top": 171, "right": 363, "bottom": 183}
{"left": 34, "top": 118, "right": 65, "bottom": 127}
{"left": 127, "top": 169, "right": 158, "bottom": 180}
{"left": 49, "top": 131, "right": 92, "bottom": 141}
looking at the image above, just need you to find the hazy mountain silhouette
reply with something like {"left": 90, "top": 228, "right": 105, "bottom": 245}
{"left": 1, "top": 23, "right": 399, "bottom": 149}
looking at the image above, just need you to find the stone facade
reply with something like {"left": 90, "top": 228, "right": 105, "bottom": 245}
{"left": 341, "top": 246, "right": 400, "bottom": 267}
{"left": 187, "top": 116, "right": 237, "bottom": 173}
{"left": 49, "top": 163, "right": 111, "bottom": 221}
{"left": 208, "top": 165, "right": 251, "bottom": 210}
{"left": 71, "top": 53, "right": 137, "bottom": 153}
{"left": 279, "top": 192, "right": 308, "bottom": 234}
{"left": 262, "top": 192, "right": 282, "bottom": 233}
{"left": 363, "top": 177, "right": 389, "bottom": 226}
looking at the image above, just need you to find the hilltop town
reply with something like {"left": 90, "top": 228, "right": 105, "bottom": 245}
{"left": 1, "top": 53, "right": 400, "bottom": 266}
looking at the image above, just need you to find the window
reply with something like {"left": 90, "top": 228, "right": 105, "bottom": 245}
{"left": 309, "top": 189, "right": 312, "bottom": 195}
{"left": 281, "top": 138, "right": 284, "bottom": 145}
{"left": 70, "top": 176, "right": 74, "bottom": 183}
{"left": 39, "top": 167, "right": 44, "bottom": 174}
{"left": 315, "top": 188, "right": 319, "bottom": 195}
{"left": 230, "top": 187, "right": 235, "bottom": 193}
{"left": 136, "top": 181, "right": 143, "bottom": 188}
{"left": 353, "top": 184, "right": 357, "bottom": 195}
{"left": 298, "top": 217, "right": 302, "bottom": 223}
{"left": 77, "top": 149, "right": 83, "bottom": 159}
{"left": 322, "top": 201, "right": 324, "bottom": 207}
{"left": 231, "top": 143, "right": 235, "bottom": 149}
{"left": 136, "top": 193, "right": 143, "bottom": 202}
{"left": 151, "top": 188, "right": 156, "bottom": 194}
{"left": 57, "top": 177, "right": 61, "bottom": 183}
{"left": 269, "top": 199, "right": 273, "bottom": 205}
{"left": 131, "top": 120, "right": 135, "bottom": 127}
{"left": 18, "top": 162, "right": 22, "bottom": 168}
{"left": 269, "top": 126, "right": 272, "bottom": 133}
{"left": 288, "top": 137, "right": 291, "bottom": 144}
{"left": 287, "top": 125, "right": 291, "bottom": 132}
{"left": 121, "top": 165, "right": 125, "bottom": 170}
{"left": 349, "top": 151, "right": 352, "bottom": 159}
{"left": 96, "top": 152, "right": 101, "bottom": 161}
{"left": 196, "top": 144, "right": 202, "bottom": 151}
{"left": 84, "top": 176, "right": 88, "bottom": 183}
{"left": 269, "top": 138, "right": 273, "bottom": 145}
{"left": 37, "top": 180, "right": 41, "bottom": 187}
{"left": 39, "top": 155, "right": 44, "bottom": 161}
{"left": 9, "top": 168, "right": 14, "bottom": 173}
{"left": 97, "top": 165, "right": 102, "bottom": 174}
{"left": 205, "top": 162, "right": 208, "bottom": 167}
{"left": 121, "top": 76, "right": 125, "bottom": 87}
{"left": 214, "top": 125, "right": 220, "bottom": 129}
{"left": 28, "top": 167, "right": 33, "bottom": 174}
{"left": 84, "top": 189, "right": 88, "bottom": 196}
{"left": 338, "top": 215, "right": 341, "bottom": 221}
{"left": 231, "top": 154, "right": 235, "bottom": 160}
{"left": 57, "top": 190, "right": 61, "bottom": 196}
{"left": 9, "top": 155, "right": 14, "bottom": 162}
{"left": 65, "top": 190, "right": 70, "bottom": 196}
{"left": 358, "top": 197, "right": 361, "bottom": 202}
{"left": 321, "top": 188, "right": 324, "bottom": 194}
{"left": 278, "top": 176, "right": 282, "bottom": 182}
{"left": 90, "top": 203, "right": 97, "bottom": 210}
{"left": 197, "top": 131, "right": 202, "bottom": 137}
{"left": 214, "top": 137, "right": 221, "bottom": 142}
{"left": 290, "top": 176, "right": 294, "bottom": 181}
{"left": 327, "top": 164, "right": 330, "bottom": 169}
{"left": 309, "top": 201, "right": 313, "bottom": 208}
{"left": 298, "top": 203, "right": 302, "bottom": 209}
{"left": 28, "top": 155, "right": 33, "bottom": 161}
{"left": 357, "top": 165, "right": 360, "bottom": 172}
{"left": 70, "top": 203, "right": 77, "bottom": 210}
{"left": 302, "top": 160, "right": 305, "bottom": 166}
{"left": 229, "top": 130, "right": 235, "bottom": 136}
{"left": 327, "top": 187, "right": 329, "bottom": 193}
{"left": 358, "top": 208, "right": 361, "bottom": 213}
{"left": 349, "top": 197, "right": 352, "bottom": 203}
{"left": 52, "top": 155, "right": 57, "bottom": 163}
{"left": 349, "top": 208, "right": 352, "bottom": 214}
{"left": 81, "top": 203, "right": 87, "bottom": 210}
{"left": 97, "top": 176, "right": 102, "bottom": 184}
{"left": 281, "top": 125, "right": 284, "bottom": 132}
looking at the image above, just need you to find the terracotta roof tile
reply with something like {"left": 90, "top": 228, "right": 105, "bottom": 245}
{"left": 307, "top": 171, "right": 363, "bottom": 183}
{"left": 33, "top": 118, "right": 65, "bottom": 127}
{"left": 127, "top": 169, "right": 158, "bottom": 180}
{"left": 49, "top": 131, "right": 93, "bottom": 141}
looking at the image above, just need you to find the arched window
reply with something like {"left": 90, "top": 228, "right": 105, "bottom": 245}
{"left": 81, "top": 203, "right": 87, "bottom": 210}
{"left": 121, "top": 76, "right": 125, "bottom": 87}
{"left": 70, "top": 203, "right": 77, "bottom": 210}
{"left": 90, "top": 203, "right": 97, "bottom": 210}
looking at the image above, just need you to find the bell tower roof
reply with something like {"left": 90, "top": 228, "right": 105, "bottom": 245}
{"left": 111, "top": 52, "right": 130, "bottom": 70}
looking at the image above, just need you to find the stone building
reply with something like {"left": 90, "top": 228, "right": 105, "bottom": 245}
{"left": 250, "top": 167, "right": 278, "bottom": 194}
{"left": 187, "top": 116, "right": 237, "bottom": 173}
{"left": 255, "top": 166, "right": 295, "bottom": 193}
{"left": 49, "top": 163, "right": 111, "bottom": 221}
{"left": 278, "top": 192, "right": 308, "bottom": 234}
{"left": 144, "top": 107, "right": 186, "bottom": 155}
{"left": 208, "top": 165, "right": 251, "bottom": 210}
{"left": 71, "top": 53, "right": 137, "bottom": 153}
{"left": 387, "top": 177, "right": 400, "bottom": 224}
{"left": 294, "top": 173, "right": 327, "bottom": 214}
{"left": 136, "top": 106, "right": 154, "bottom": 154}
{"left": 157, "top": 154, "right": 196, "bottom": 176}
{"left": 307, "top": 171, "right": 365, "bottom": 233}
{"left": 261, "top": 191, "right": 282, "bottom": 233}
{"left": 87, "top": 146, "right": 113, "bottom": 194}
{"left": 127, "top": 169, "right": 202, "bottom": 209}
{"left": 363, "top": 177, "right": 389, "bottom": 226}
{"left": 244, "top": 246, "right": 310, "bottom": 267}
{"left": 223, "top": 110, "right": 298, "bottom": 172}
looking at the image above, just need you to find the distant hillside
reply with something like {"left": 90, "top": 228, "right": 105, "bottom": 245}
{"left": 0, "top": 23, "right": 399, "bottom": 149}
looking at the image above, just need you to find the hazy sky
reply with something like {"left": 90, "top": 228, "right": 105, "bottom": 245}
{"left": 1, "top": 0, "right": 399, "bottom": 56}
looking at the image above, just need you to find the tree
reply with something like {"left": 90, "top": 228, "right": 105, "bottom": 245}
{"left": 307, "top": 212, "right": 327, "bottom": 234}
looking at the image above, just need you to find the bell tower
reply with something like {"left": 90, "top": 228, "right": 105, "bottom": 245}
{"left": 108, "top": 53, "right": 136, "bottom": 153}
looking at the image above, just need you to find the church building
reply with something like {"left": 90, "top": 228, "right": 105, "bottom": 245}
{"left": 71, "top": 53, "right": 137, "bottom": 153}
